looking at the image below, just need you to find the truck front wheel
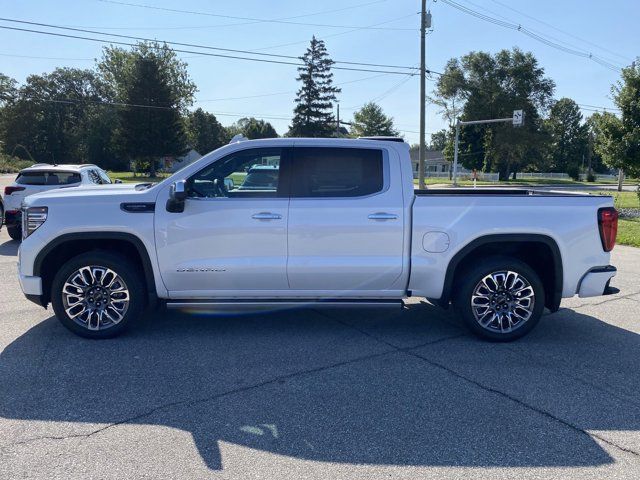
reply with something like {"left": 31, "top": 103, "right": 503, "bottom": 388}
{"left": 51, "top": 251, "right": 145, "bottom": 339}
{"left": 453, "top": 256, "right": 545, "bottom": 342}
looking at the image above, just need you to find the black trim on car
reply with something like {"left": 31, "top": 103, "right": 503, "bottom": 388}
{"left": 25, "top": 293, "right": 46, "bottom": 307}
{"left": 438, "top": 233, "right": 563, "bottom": 312}
{"left": 33, "top": 232, "right": 157, "bottom": 306}
{"left": 120, "top": 202, "right": 156, "bottom": 213}
{"left": 575, "top": 265, "right": 617, "bottom": 295}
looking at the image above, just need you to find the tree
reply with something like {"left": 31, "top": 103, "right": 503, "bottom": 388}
{"left": 350, "top": 102, "right": 398, "bottom": 137}
{"left": 288, "top": 36, "right": 340, "bottom": 137}
{"left": 228, "top": 117, "right": 278, "bottom": 139}
{"left": 433, "top": 49, "right": 555, "bottom": 179}
{"left": 545, "top": 98, "right": 588, "bottom": 179}
{"left": 429, "top": 129, "right": 448, "bottom": 151}
{"left": 1, "top": 68, "right": 120, "bottom": 166}
{"left": 119, "top": 56, "right": 187, "bottom": 175}
{"left": 592, "top": 61, "right": 640, "bottom": 189}
{"left": 98, "top": 42, "right": 196, "bottom": 111}
{"left": 186, "top": 108, "right": 227, "bottom": 154}
{"left": 97, "top": 42, "right": 197, "bottom": 174}
{"left": 0, "top": 73, "right": 17, "bottom": 106}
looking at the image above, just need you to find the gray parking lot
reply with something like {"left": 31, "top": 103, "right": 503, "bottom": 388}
{"left": 1, "top": 189, "right": 640, "bottom": 479}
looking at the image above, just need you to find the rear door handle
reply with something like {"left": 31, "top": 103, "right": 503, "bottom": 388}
{"left": 252, "top": 212, "right": 282, "bottom": 220}
{"left": 368, "top": 212, "right": 398, "bottom": 220}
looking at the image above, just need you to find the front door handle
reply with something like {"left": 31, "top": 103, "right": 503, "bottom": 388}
{"left": 368, "top": 212, "right": 398, "bottom": 220}
{"left": 252, "top": 212, "right": 282, "bottom": 220}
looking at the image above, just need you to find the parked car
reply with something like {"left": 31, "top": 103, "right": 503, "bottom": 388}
{"left": 17, "top": 138, "right": 618, "bottom": 341}
{"left": 238, "top": 165, "right": 279, "bottom": 191}
{"left": 2, "top": 164, "right": 119, "bottom": 241}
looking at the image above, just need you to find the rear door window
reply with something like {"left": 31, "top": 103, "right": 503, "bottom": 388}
{"left": 16, "top": 171, "right": 82, "bottom": 186}
{"left": 290, "top": 147, "right": 384, "bottom": 198}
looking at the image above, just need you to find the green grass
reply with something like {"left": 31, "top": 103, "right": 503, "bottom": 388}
{"left": 108, "top": 171, "right": 170, "bottom": 183}
{"left": 617, "top": 218, "right": 640, "bottom": 247}
{"left": 589, "top": 190, "right": 640, "bottom": 209}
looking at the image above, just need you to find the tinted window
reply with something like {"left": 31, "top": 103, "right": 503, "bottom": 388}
{"left": 188, "top": 148, "right": 282, "bottom": 198}
{"left": 17, "top": 171, "right": 81, "bottom": 186}
{"left": 291, "top": 147, "right": 384, "bottom": 198}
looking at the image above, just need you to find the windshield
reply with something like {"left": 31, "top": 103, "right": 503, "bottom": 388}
{"left": 16, "top": 171, "right": 81, "bottom": 186}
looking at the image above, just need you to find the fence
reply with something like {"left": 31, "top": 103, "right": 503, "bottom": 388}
{"left": 421, "top": 171, "right": 500, "bottom": 181}
{"left": 515, "top": 172, "right": 570, "bottom": 180}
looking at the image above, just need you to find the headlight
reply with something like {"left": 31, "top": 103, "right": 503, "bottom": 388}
{"left": 22, "top": 206, "right": 48, "bottom": 238}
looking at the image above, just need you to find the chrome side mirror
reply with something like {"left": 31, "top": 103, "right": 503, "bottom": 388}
{"left": 114, "top": 179, "right": 123, "bottom": 184}
{"left": 166, "top": 180, "right": 187, "bottom": 213}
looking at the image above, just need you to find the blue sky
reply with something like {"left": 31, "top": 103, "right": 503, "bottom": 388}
{"left": 0, "top": 0, "right": 636, "bottom": 145}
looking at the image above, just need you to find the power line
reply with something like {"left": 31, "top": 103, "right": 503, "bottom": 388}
{"left": 458, "top": 0, "right": 623, "bottom": 68}
{"left": 0, "top": 24, "right": 419, "bottom": 76}
{"left": 0, "top": 52, "right": 94, "bottom": 61}
{"left": 0, "top": 17, "right": 420, "bottom": 72}
{"left": 196, "top": 72, "right": 396, "bottom": 103}
{"left": 488, "top": 0, "right": 634, "bottom": 63}
{"left": 252, "top": 13, "right": 417, "bottom": 52}
{"left": 577, "top": 103, "right": 620, "bottom": 111}
{"left": 438, "top": 0, "right": 622, "bottom": 72}
{"left": 97, "top": 0, "right": 415, "bottom": 31}
{"left": 68, "top": 0, "right": 391, "bottom": 30}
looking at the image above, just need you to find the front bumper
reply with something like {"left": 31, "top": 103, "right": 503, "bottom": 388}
{"left": 18, "top": 260, "right": 46, "bottom": 307}
{"left": 578, "top": 265, "right": 617, "bottom": 298}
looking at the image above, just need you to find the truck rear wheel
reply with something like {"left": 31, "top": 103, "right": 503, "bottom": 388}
{"left": 51, "top": 251, "right": 145, "bottom": 339}
{"left": 453, "top": 256, "right": 545, "bottom": 342}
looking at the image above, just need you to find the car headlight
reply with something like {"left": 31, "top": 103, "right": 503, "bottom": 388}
{"left": 22, "top": 206, "right": 48, "bottom": 238}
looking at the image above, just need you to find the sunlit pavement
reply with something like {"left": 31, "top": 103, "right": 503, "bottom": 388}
{"left": 1, "top": 198, "right": 640, "bottom": 479}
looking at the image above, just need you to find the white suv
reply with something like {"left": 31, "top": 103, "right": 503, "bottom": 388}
{"left": 2, "top": 164, "right": 118, "bottom": 241}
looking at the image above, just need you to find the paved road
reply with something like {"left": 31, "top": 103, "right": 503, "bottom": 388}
{"left": 1, "top": 228, "right": 640, "bottom": 479}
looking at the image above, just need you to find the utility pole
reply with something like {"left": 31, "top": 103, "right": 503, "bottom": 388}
{"left": 418, "top": 0, "right": 427, "bottom": 189}
{"left": 336, "top": 103, "right": 340, "bottom": 138}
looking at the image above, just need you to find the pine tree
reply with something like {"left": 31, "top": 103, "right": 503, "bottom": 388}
{"left": 288, "top": 37, "right": 340, "bottom": 137}
{"left": 120, "top": 56, "right": 187, "bottom": 176}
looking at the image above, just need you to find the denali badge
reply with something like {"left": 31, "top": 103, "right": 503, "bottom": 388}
{"left": 177, "top": 267, "right": 226, "bottom": 273}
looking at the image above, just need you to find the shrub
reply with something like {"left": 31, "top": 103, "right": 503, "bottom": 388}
{"left": 0, "top": 154, "right": 32, "bottom": 173}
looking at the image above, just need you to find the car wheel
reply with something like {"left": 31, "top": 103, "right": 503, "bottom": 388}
{"left": 7, "top": 225, "right": 22, "bottom": 241}
{"left": 51, "top": 251, "right": 145, "bottom": 339}
{"left": 453, "top": 256, "right": 545, "bottom": 342}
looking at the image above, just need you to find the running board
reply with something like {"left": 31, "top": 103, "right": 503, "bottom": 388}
{"left": 166, "top": 299, "right": 403, "bottom": 311}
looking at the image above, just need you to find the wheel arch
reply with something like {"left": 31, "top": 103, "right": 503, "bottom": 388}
{"left": 439, "top": 234, "right": 563, "bottom": 312}
{"left": 34, "top": 232, "right": 157, "bottom": 308}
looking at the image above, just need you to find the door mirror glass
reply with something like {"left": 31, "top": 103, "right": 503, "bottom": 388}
{"left": 167, "top": 180, "right": 187, "bottom": 213}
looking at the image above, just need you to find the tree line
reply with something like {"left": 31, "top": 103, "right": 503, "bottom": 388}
{"left": 430, "top": 48, "right": 639, "bottom": 181}
{"left": 0, "top": 37, "right": 638, "bottom": 181}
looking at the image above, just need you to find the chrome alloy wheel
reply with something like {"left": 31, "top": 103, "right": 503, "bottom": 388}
{"left": 470, "top": 270, "right": 535, "bottom": 333}
{"left": 62, "top": 266, "right": 130, "bottom": 331}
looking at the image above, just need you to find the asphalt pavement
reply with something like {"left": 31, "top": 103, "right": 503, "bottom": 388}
{"left": 1, "top": 172, "right": 640, "bottom": 479}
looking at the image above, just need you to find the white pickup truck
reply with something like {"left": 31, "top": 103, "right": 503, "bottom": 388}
{"left": 17, "top": 137, "right": 619, "bottom": 341}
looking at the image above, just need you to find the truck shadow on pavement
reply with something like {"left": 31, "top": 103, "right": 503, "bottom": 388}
{"left": 0, "top": 239, "right": 19, "bottom": 256}
{"left": 1, "top": 303, "right": 639, "bottom": 470}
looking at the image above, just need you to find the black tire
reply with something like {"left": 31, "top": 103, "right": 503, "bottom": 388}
{"left": 51, "top": 251, "right": 145, "bottom": 339}
{"left": 7, "top": 224, "right": 21, "bottom": 241}
{"left": 453, "top": 255, "right": 545, "bottom": 342}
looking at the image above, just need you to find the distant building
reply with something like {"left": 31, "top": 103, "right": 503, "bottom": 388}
{"left": 159, "top": 149, "right": 202, "bottom": 173}
{"left": 409, "top": 148, "right": 451, "bottom": 178}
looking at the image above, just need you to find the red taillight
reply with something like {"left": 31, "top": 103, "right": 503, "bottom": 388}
{"left": 598, "top": 207, "right": 618, "bottom": 252}
{"left": 4, "top": 186, "right": 25, "bottom": 196}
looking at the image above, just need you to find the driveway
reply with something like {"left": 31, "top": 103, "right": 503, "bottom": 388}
{"left": 1, "top": 227, "right": 640, "bottom": 479}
